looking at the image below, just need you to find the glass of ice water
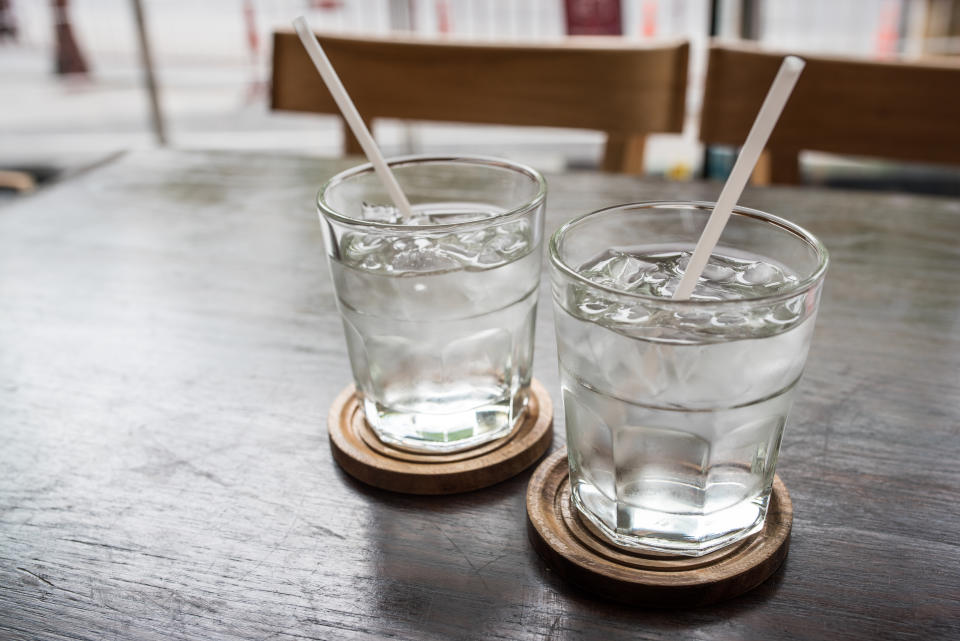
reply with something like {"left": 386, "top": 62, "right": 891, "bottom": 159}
{"left": 550, "top": 202, "right": 828, "bottom": 556}
{"left": 318, "top": 156, "right": 546, "bottom": 453}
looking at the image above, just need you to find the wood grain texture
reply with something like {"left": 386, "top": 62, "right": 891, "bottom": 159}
{"left": 526, "top": 449, "right": 792, "bottom": 607}
{"left": 271, "top": 32, "right": 688, "bottom": 174}
{"left": 1, "top": 150, "right": 959, "bottom": 639}
{"left": 328, "top": 380, "right": 553, "bottom": 495}
{"left": 601, "top": 133, "right": 647, "bottom": 175}
{"left": 701, "top": 42, "right": 960, "bottom": 182}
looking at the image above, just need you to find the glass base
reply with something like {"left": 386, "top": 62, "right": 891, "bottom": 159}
{"left": 571, "top": 481, "right": 770, "bottom": 557}
{"left": 362, "top": 389, "right": 527, "bottom": 453}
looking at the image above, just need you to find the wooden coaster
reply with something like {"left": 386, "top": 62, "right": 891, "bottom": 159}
{"left": 328, "top": 379, "right": 553, "bottom": 495}
{"left": 526, "top": 448, "right": 792, "bottom": 607}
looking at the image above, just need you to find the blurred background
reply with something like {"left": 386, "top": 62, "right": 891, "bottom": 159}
{"left": 2, "top": 0, "right": 960, "bottom": 196}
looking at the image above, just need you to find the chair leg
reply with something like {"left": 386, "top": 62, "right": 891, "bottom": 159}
{"left": 751, "top": 150, "right": 772, "bottom": 185}
{"left": 602, "top": 134, "right": 646, "bottom": 175}
{"left": 341, "top": 115, "right": 372, "bottom": 157}
{"left": 768, "top": 148, "right": 801, "bottom": 185}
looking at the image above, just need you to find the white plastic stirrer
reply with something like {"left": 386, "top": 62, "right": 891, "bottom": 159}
{"left": 672, "top": 55, "right": 806, "bottom": 301}
{"left": 292, "top": 16, "right": 414, "bottom": 219}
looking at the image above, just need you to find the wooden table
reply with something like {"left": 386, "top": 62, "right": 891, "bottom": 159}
{"left": 2, "top": 151, "right": 958, "bottom": 640}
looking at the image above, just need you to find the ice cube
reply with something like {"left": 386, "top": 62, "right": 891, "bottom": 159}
{"left": 657, "top": 275, "right": 683, "bottom": 298}
{"left": 608, "top": 302, "right": 652, "bottom": 325}
{"left": 342, "top": 232, "right": 386, "bottom": 262}
{"left": 387, "top": 238, "right": 460, "bottom": 272}
{"left": 434, "top": 236, "right": 474, "bottom": 265}
{"left": 575, "top": 291, "right": 614, "bottom": 320}
{"left": 701, "top": 262, "right": 736, "bottom": 282}
{"left": 580, "top": 251, "right": 657, "bottom": 291}
{"left": 431, "top": 223, "right": 532, "bottom": 269}
{"left": 672, "top": 308, "right": 713, "bottom": 326}
{"left": 496, "top": 219, "right": 530, "bottom": 236}
{"left": 573, "top": 247, "right": 806, "bottom": 344}
{"left": 641, "top": 267, "right": 671, "bottom": 285}
{"left": 488, "top": 229, "right": 529, "bottom": 257}
{"left": 402, "top": 214, "right": 434, "bottom": 226}
{"left": 456, "top": 228, "right": 495, "bottom": 250}
{"left": 360, "top": 254, "right": 383, "bottom": 271}
{"left": 769, "top": 295, "right": 805, "bottom": 325}
{"left": 742, "top": 261, "right": 783, "bottom": 286}
{"left": 611, "top": 255, "right": 656, "bottom": 289}
{"left": 712, "top": 311, "right": 750, "bottom": 327}
{"left": 688, "top": 280, "right": 737, "bottom": 301}
{"left": 578, "top": 250, "right": 617, "bottom": 273}
{"left": 361, "top": 202, "right": 401, "bottom": 223}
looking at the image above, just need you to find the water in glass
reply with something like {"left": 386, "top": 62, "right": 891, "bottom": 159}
{"left": 555, "top": 245, "right": 817, "bottom": 555}
{"left": 331, "top": 204, "right": 540, "bottom": 452}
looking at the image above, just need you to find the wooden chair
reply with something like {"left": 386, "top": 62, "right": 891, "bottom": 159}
{"left": 271, "top": 32, "right": 688, "bottom": 174}
{"left": 700, "top": 42, "right": 960, "bottom": 184}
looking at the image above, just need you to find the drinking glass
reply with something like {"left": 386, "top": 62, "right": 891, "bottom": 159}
{"left": 550, "top": 201, "right": 828, "bottom": 556}
{"left": 319, "top": 156, "right": 546, "bottom": 453}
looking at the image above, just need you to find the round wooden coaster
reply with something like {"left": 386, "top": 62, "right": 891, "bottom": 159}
{"left": 526, "top": 448, "right": 792, "bottom": 607}
{"left": 328, "top": 379, "right": 553, "bottom": 495}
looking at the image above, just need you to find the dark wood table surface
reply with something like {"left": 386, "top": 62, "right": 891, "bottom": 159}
{"left": 2, "top": 150, "right": 958, "bottom": 640}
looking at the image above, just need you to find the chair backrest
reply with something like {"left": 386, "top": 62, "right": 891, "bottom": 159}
{"left": 271, "top": 32, "right": 688, "bottom": 174}
{"left": 700, "top": 42, "right": 960, "bottom": 184}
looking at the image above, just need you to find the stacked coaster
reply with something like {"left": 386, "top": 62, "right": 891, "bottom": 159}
{"left": 328, "top": 379, "right": 553, "bottom": 494}
{"left": 526, "top": 449, "right": 793, "bottom": 606}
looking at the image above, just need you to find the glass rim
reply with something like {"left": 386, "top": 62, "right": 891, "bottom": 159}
{"left": 549, "top": 200, "right": 830, "bottom": 306}
{"left": 316, "top": 154, "right": 547, "bottom": 232}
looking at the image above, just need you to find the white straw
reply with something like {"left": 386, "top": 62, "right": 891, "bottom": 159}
{"left": 672, "top": 55, "right": 806, "bottom": 301}
{"left": 292, "top": 16, "right": 414, "bottom": 219}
